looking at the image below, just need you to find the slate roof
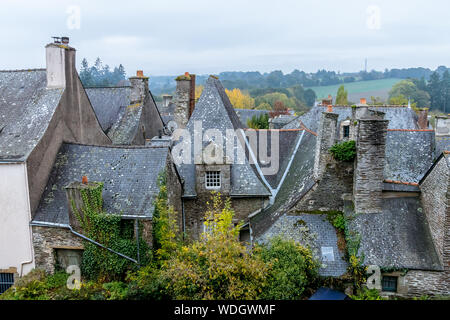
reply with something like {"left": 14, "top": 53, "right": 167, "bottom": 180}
{"left": 384, "top": 130, "right": 435, "bottom": 183}
{"left": 246, "top": 129, "right": 302, "bottom": 190}
{"left": 0, "top": 69, "right": 63, "bottom": 161}
{"left": 347, "top": 197, "right": 442, "bottom": 271}
{"left": 107, "top": 103, "right": 143, "bottom": 145}
{"left": 269, "top": 115, "right": 297, "bottom": 129}
{"left": 435, "top": 136, "right": 450, "bottom": 157}
{"left": 251, "top": 131, "right": 317, "bottom": 238}
{"left": 175, "top": 76, "right": 271, "bottom": 197}
{"left": 282, "top": 105, "right": 420, "bottom": 132}
{"left": 33, "top": 143, "right": 169, "bottom": 225}
{"left": 85, "top": 86, "right": 131, "bottom": 133}
{"left": 234, "top": 109, "right": 269, "bottom": 128}
{"left": 257, "top": 214, "right": 348, "bottom": 277}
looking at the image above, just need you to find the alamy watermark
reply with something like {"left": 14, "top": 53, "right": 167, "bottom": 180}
{"left": 366, "top": 5, "right": 381, "bottom": 30}
{"left": 66, "top": 5, "right": 81, "bottom": 30}
{"left": 171, "top": 121, "right": 281, "bottom": 176}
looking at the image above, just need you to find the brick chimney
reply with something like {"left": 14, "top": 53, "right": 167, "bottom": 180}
{"left": 313, "top": 111, "right": 339, "bottom": 180}
{"left": 353, "top": 111, "right": 388, "bottom": 213}
{"left": 129, "top": 70, "right": 149, "bottom": 104}
{"left": 46, "top": 36, "right": 75, "bottom": 88}
{"left": 174, "top": 72, "right": 195, "bottom": 128}
{"left": 418, "top": 108, "right": 429, "bottom": 129}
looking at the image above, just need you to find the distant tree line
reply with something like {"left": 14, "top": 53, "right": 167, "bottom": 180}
{"left": 149, "top": 66, "right": 450, "bottom": 96}
{"left": 383, "top": 70, "right": 450, "bottom": 112}
{"left": 79, "top": 57, "right": 127, "bottom": 87}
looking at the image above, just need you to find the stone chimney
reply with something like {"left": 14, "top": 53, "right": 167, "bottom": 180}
{"left": 129, "top": 70, "right": 149, "bottom": 104}
{"left": 65, "top": 179, "right": 103, "bottom": 232}
{"left": 417, "top": 108, "right": 429, "bottom": 129}
{"left": 46, "top": 36, "right": 75, "bottom": 88}
{"left": 353, "top": 111, "right": 388, "bottom": 213}
{"left": 174, "top": 72, "right": 195, "bottom": 128}
{"left": 313, "top": 111, "right": 339, "bottom": 180}
{"left": 436, "top": 116, "right": 450, "bottom": 136}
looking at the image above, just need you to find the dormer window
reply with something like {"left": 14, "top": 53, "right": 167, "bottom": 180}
{"left": 205, "top": 171, "right": 221, "bottom": 189}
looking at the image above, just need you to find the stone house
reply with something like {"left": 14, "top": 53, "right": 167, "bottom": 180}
{"left": 172, "top": 76, "right": 272, "bottom": 241}
{"left": 0, "top": 38, "right": 181, "bottom": 291}
{"left": 250, "top": 101, "right": 450, "bottom": 297}
{"left": 85, "top": 70, "right": 165, "bottom": 145}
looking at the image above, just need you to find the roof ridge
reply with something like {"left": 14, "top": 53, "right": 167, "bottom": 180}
{"left": 387, "top": 129, "right": 434, "bottom": 132}
{"left": 0, "top": 68, "right": 45, "bottom": 73}
{"left": 63, "top": 142, "right": 168, "bottom": 149}
{"left": 85, "top": 85, "right": 131, "bottom": 89}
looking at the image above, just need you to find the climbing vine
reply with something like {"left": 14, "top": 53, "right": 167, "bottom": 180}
{"left": 152, "top": 171, "right": 180, "bottom": 265}
{"left": 71, "top": 182, "right": 150, "bottom": 282}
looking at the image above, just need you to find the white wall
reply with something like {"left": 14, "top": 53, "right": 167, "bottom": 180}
{"left": 0, "top": 162, "right": 34, "bottom": 275}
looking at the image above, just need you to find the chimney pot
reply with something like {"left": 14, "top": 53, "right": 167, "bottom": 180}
{"left": 360, "top": 98, "right": 367, "bottom": 105}
{"left": 185, "top": 72, "right": 190, "bottom": 77}
{"left": 327, "top": 105, "right": 333, "bottom": 112}
{"left": 136, "top": 70, "right": 144, "bottom": 77}
{"left": 82, "top": 176, "right": 88, "bottom": 184}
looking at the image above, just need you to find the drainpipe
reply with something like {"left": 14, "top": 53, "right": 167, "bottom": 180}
{"left": 30, "top": 221, "right": 138, "bottom": 264}
{"left": 135, "top": 219, "right": 140, "bottom": 267}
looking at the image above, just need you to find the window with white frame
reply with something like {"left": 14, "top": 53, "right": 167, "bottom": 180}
{"left": 205, "top": 171, "right": 221, "bottom": 189}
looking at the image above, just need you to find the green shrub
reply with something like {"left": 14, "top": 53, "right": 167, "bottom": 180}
{"left": 162, "top": 193, "right": 268, "bottom": 300}
{"left": 351, "top": 287, "right": 385, "bottom": 300}
{"left": 255, "top": 236, "right": 320, "bottom": 300}
{"left": 247, "top": 113, "right": 269, "bottom": 129}
{"left": 329, "top": 140, "right": 356, "bottom": 162}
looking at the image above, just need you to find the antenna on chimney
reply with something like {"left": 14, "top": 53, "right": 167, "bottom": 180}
{"left": 52, "top": 36, "right": 62, "bottom": 44}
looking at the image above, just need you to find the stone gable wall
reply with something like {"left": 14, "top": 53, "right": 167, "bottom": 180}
{"left": 32, "top": 226, "right": 83, "bottom": 274}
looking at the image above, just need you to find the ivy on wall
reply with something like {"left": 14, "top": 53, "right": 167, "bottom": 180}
{"left": 71, "top": 182, "right": 150, "bottom": 282}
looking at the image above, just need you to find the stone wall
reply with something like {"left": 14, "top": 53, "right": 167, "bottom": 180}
{"left": 293, "top": 158, "right": 354, "bottom": 212}
{"left": 403, "top": 270, "right": 449, "bottom": 297}
{"left": 183, "top": 195, "right": 266, "bottom": 241}
{"left": 313, "top": 112, "right": 338, "bottom": 180}
{"left": 166, "top": 156, "right": 183, "bottom": 233}
{"left": 173, "top": 79, "right": 191, "bottom": 129}
{"left": 353, "top": 119, "right": 388, "bottom": 213}
{"left": 32, "top": 226, "right": 83, "bottom": 274}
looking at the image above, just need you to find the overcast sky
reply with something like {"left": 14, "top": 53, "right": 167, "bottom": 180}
{"left": 1, "top": 0, "right": 449, "bottom": 76}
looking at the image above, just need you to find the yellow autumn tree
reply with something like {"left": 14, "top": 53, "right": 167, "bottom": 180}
{"left": 225, "top": 88, "right": 255, "bottom": 109}
{"left": 195, "top": 85, "right": 203, "bottom": 101}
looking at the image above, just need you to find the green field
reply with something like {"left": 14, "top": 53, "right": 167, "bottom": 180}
{"left": 307, "top": 78, "right": 402, "bottom": 103}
